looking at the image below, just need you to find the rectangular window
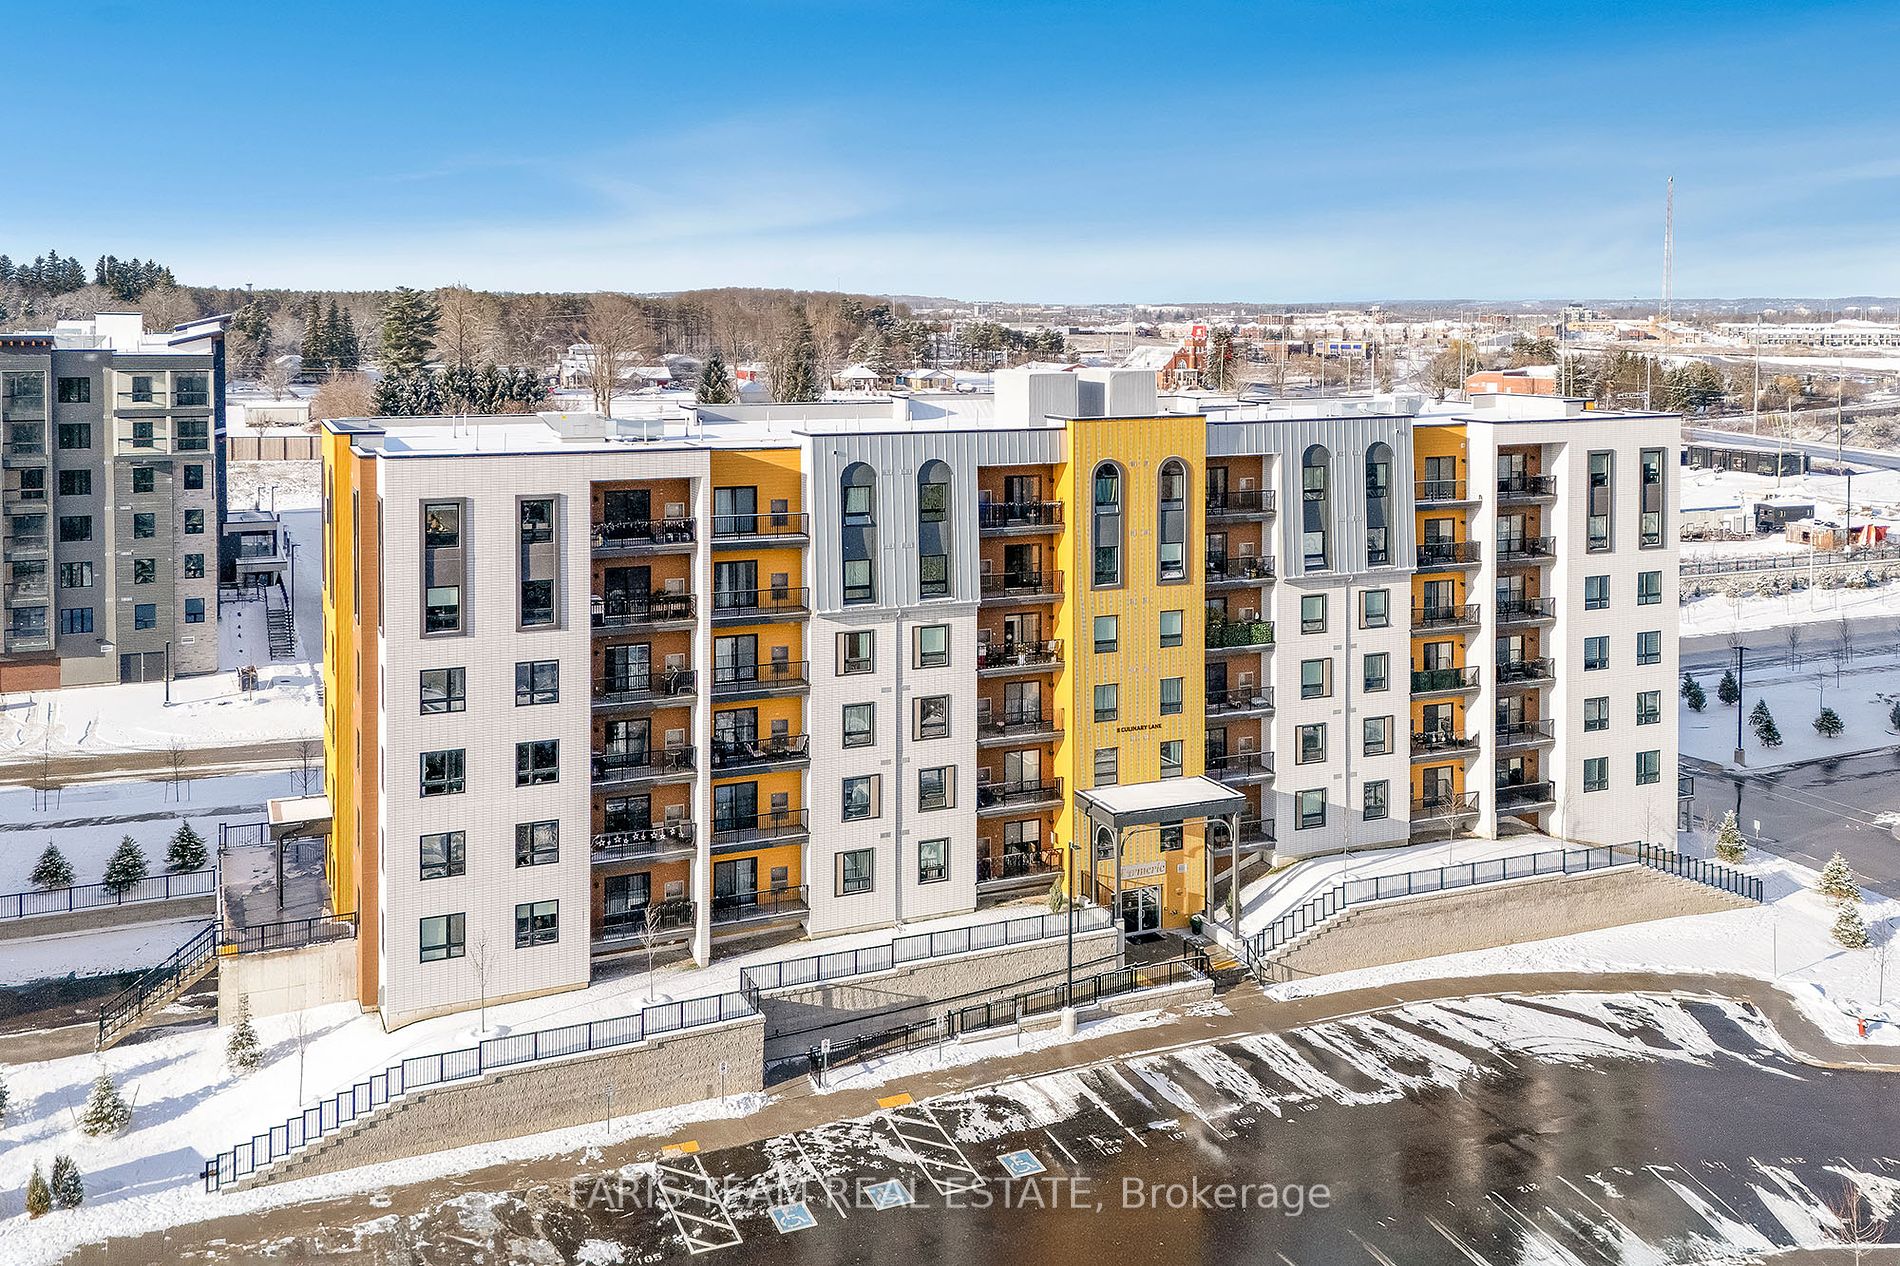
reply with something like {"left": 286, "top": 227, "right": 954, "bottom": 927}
{"left": 421, "top": 749, "right": 465, "bottom": 797}
{"left": 1159, "top": 676, "right": 1184, "bottom": 716}
{"left": 1584, "top": 636, "right": 1609, "bottom": 671}
{"left": 1364, "top": 652, "right": 1389, "bottom": 692}
{"left": 56, "top": 376, "right": 91, "bottom": 404}
{"left": 421, "top": 667, "right": 465, "bottom": 714}
{"left": 1637, "top": 630, "right": 1661, "bottom": 666}
{"left": 184, "top": 508, "right": 204, "bottom": 535}
{"left": 914, "top": 694, "right": 950, "bottom": 739}
{"left": 1093, "top": 683, "right": 1119, "bottom": 721}
{"left": 515, "top": 820, "right": 560, "bottom": 866}
{"left": 1296, "top": 789, "right": 1326, "bottom": 830}
{"left": 1587, "top": 451, "right": 1613, "bottom": 551}
{"left": 184, "top": 597, "right": 205, "bottom": 624}
{"left": 1301, "top": 593, "right": 1326, "bottom": 634}
{"left": 1637, "top": 571, "right": 1662, "bottom": 606}
{"left": 57, "top": 469, "right": 91, "bottom": 497}
{"left": 1093, "top": 747, "right": 1118, "bottom": 787}
{"left": 1363, "top": 780, "right": 1389, "bottom": 821}
{"left": 133, "top": 512, "right": 156, "bottom": 539}
{"left": 919, "top": 551, "right": 948, "bottom": 598}
{"left": 515, "top": 659, "right": 559, "bottom": 705}
{"left": 843, "top": 702, "right": 874, "bottom": 749}
{"left": 1639, "top": 447, "right": 1665, "bottom": 548}
{"left": 1159, "top": 609, "right": 1183, "bottom": 648}
{"left": 183, "top": 464, "right": 204, "bottom": 491}
{"left": 134, "top": 603, "right": 156, "bottom": 630}
{"left": 423, "top": 501, "right": 464, "bottom": 635}
{"left": 914, "top": 624, "right": 949, "bottom": 668}
{"left": 183, "top": 553, "right": 204, "bottom": 579}
{"left": 1584, "top": 696, "right": 1609, "bottom": 732}
{"left": 1093, "top": 614, "right": 1118, "bottom": 653}
{"left": 56, "top": 423, "right": 90, "bottom": 451}
{"left": 842, "top": 774, "right": 879, "bottom": 821}
{"left": 837, "top": 848, "right": 874, "bottom": 896}
{"left": 59, "top": 561, "right": 93, "bottom": 589}
{"left": 1159, "top": 824, "right": 1184, "bottom": 852}
{"left": 918, "top": 765, "right": 952, "bottom": 811}
{"left": 1583, "top": 757, "right": 1609, "bottom": 793}
{"left": 515, "top": 739, "right": 559, "bottom": 787}
{"left": 132, "top": 467, "right": 155, "bottom": 494}
{"left": 58, "top": 515, "right": 91, "bottom": 542}
{"left": 1361, "top": 588, "right": 1389, "bottom": 629}
{"left": 1296, "top": 723, "right": 1326, "bottom": 765}
{"left": 1585, "top": 575, "right": 1610, "bottom": 610}
{"left": 918, "top": 838, "right": 948, "bottom": 884}
{"left": 519, "top": 578, "right": 554, "bottom": 628}
{"left": 1636, "top": 749, "right": 1661, "bottom": 785}
{"left": 838, "top": 630, "right": 873, "bottom": 675}
{"left": 1300, "top": 658, "right": 1332, "bottom": 699}
{"left": 133, "top": 558, "right": 156, "bottom": 585}
{"left": 514, "top": 899, "right": 559, "bottom": 948}
{"left": 1636, "top": 690, "right": 1661, "bottom": 725}
{"left": 175, "top": 373, "right": 209, "bottom": 407}
{"left": 842, "top": 558, "right": 873, "bottom": 605}
{"left": 1363, "top": 715, "right": 1392, "bottom": 756}
{"left": 58, "top": 607, "right": 93, "bottom": 634}
{"left": 1159, "top": 740, "right": 1183, "bottom": 779}
{"left": 419, "top": 913, "right": 466, "bottom": 962}
{"left": 420, "top": 832, "right": 466, "bottom": 880}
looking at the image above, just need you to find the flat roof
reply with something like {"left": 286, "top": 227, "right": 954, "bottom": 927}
{"left": 1076, "top": 776, "right": 1246, "bottom": 829}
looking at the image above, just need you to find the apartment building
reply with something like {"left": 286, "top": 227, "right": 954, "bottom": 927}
{"left": 0, "top": 312, "right": 228, "bottom": 689}
{"left": 321, "top": 372, "right": 1681, "bottom": 1027}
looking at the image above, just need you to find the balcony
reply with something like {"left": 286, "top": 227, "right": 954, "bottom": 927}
{"left": 2, "top": 441, "right": 47, "bottom": 468}
{"left": 1205, "top": 555, "right": 1276, "bottom": 587}
{"left": 593, "top": 591, "right": 695, "bottom": 631}
{"left": 1417, "top": 540, "right": 1481, "bottom": 569}
{"left": 711, "top": 808, "right": 810, "bottom": 849}
{"left": 710, "top": 659, "right": 809, "bottom": 699}
{"left": 594, "top": 900, "right": 696, "bottom": 948}
{"left": 977, "top": 709, "right": 1063, "bottom": 746}
{"left": 1496, "top": 596, "right": 1556, "bottom": 625}
{"left": 1497, "top": 473, "right": 1558, "bottom": 502}
{"left": 1414, "top": 478, "right": 1477, "bottom": 505}
{"left": 711, "top": 885, "right": 809, "bottom": 927}
{"left": 711, "top": 586, "right": 810, "bottom": 625}
{"left": 1207, "top": 751, "right": 1274, "bottom": 784}
{"left": 1412, "top": 603, "right": 1479, "bottom": 632}
{"left": 1411, "top": 665, "right": 1480, "bottom": 696}
{"left": 710, "top": 734, "right": 811, "bottom": 773}
{"left": 1205, "top": 489, "right": 1277, "bottom": 520}
{"left": 977, "top": 778, "right": 1064, "bottom": 815}
{"left": 1206, "top": 685, "right": 1274, "bottom": 717}
{"left": 712, "top": 511, "right": 810, "bottom": 547}
{"left": 4, "top": 579, "right": 50, "bottom": 605}
{"left": 4, "top": 532, "right": 49, "bottom": 560}
{"left": 977, "top": 502, "right": 1062, "bottom": 534}
{"left": 1411, "top": 729, "right": 1479, "bottom": 760}
{"left": 979, "top": 571, "right": 1063, "bottom": 602}
{"left": 1496, "top": 779, "right": 1556, "bottom": 811}
{"left": 977, "top": 848, "right": 1062, "bottom": 888}
{"left": 1206, "top": 618, "right": 1274, "bottom": 651}
{"left": 977, "top": 640, "right": 1063, "bottom": 675}
{"left": 1412, "top": 791, "right": 1479, "bottom": 820}
{"left": 591, "top": 745, "right": 696, "bottom": 788}
{"left": 1495, "top": 719, "right": 1556, "bottom": 750}
{"left": 591, "top": 821, "right": 697, "bottom": 865}
{"left": 1235, "top": 815, "right": 1277, "bottom": 847}
{"left": 1495, "top": 657, "right": 1555, "bottom": 689}
{"left": 1679, "top": 772, "right": 1695, "bottom": 799}
{"left": 592, "top": 518, "right": 696, "bottom": 555}
{"left": 593, "top": 669, "right": 696, "bottom": 711}
{"left": 1496, "top": 536, "right": 1555, "bottom": 564}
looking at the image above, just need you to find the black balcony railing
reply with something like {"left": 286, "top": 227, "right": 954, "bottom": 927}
{"left": 1207, "top": 618, "right": 1274, "bottom": 649}
{"left": 1496, "top": 779, "right": 1555, "bottom": 809}
{"left": 1205, "top": 555, "right": 1276, "bottom": 583}
{"left": 978, "top": 709, "right": 1061, "bottom": 740}
{"left": 1497, "top": 473, "right": 1557, "bottom": 498}
{"left": 1417, "top": 540, "right": 1481, "bottom": 567}
{"left": 710, "top": 734, "right": 810, "bottom": 771}
{"left": 977, "top": 502, "right": 1062, "bottom": 531}
{"left": 1411, "top": 729, "right": 1478, "bottom": 756}
{"left": 712, "top": 511, "right": 809, "bottom": 541}
{"left": 977, "top": 778, "right": 1063, "bottom": 810}
{"left": 1496, "top": 536, "right": 1555, "bottom": 561}
{"left": 1205, "top": 489, "right": 1277, "bottom": 517}
{"left": 594, "top": 669, "right": 696, "bottom": 707}
{"left": 4, "top": 580, "right": 50, "bottom": 603}
{"left": 1414, "top": 478, "right": 1469, "bottom": 503}
{"left": 592, "top": 745, "right": 695, "bottom": 782}
{"left": 1679, "top": 772, "right": 1696, "bottom": 799}
{"left": 712, "top": 587, "right": 810, "bottom": 620}
{"left": 979, "top": 571, "right": 1063, "bottom": 599}
{"left": 977, "top": 640, "right": 1063, "bottom": 671}
{"left": 977, "top": 849, "right": 1062, "bottom": 884}
{"left": 1496, "top": 596, "right": 1556, "bottom": 623}
{"left": 1411, "top": 665, "right": 1480, "bottom": 693}
{"left": 1413, "top": 791, "right": 1479, "bottom": 818}
{"left": 711, "top": 809, "right": 810, "bottom": 846}
{"left": 1495, "top": 657, "right": 1555, "bottom": 686}
{"left": 1207, "top": 751, "right": 1274, "bottom": 781}
{"left": 1234, "top": 815, "right": 1277, "bottom": 845}
{"left": 596, "top": 898, "right": 696, "bottom": 941}
{"left": 593, "top": 591, "right": 695, "bottom": 628}
{"left": 1495, "top": 719, "right": 1556, "bottom": 746}
{"left": 591, "top": 821, "right": 696, "bottom": 862}
{"left": 593, "top": 518, "right": 695, "bottom": 549}
{"left": 710, "top": 659, "right": 809, "bottom": 693}
{"left": 711, "top": 885, "right": 809, "bottom": 925}
{"left": 1206, "top": 685, "right": 1274, "bottom": 714}
{"left": 1412, "top": 603, "right": 1479, "bottom": 629}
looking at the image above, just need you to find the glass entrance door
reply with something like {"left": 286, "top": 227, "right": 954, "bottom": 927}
{"left": 1120, "top": 886, "right": 1161, "bottom": 937}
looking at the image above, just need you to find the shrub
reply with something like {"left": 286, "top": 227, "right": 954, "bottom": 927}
{"left": 1813, "top": 707, "right": 1844, "bottom": 737}
{"left": 101, "top": 838, "right": 148, "bottom": 895}
{"left": 50, "top": 1155, "right": 83, "bottom": 1209}
{"left": 28, "top": 844, "right": 74, "bottom": 890}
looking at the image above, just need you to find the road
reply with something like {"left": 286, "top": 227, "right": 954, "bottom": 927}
{"left": 1682, "top": 621, "right": 1900, "bottom": 671}
{"left": 1686, "top": 421, "right": 1900, "bottom": 471}
{"left": 0, "top": 737, "right": 317, "bottom": 789}
{"left": 1686, "top": 747, "right": 1900, "bottom": 892}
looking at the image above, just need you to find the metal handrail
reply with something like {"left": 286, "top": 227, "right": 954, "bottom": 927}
{"left": 710, "top": 659, "right": 809, "bottom": 691}
{"left": 594, "top": 669, "right": 696, "bottom": 705}
{"left": 977, "top": 501, "right": 1062, "bottom": 530}
{"left": 977, "top": 640, "right": 1063, "bottom": 670}
{"left": 1207, "top": 750, "right": 1274, "bottom": 778}
{"left": 1414, "top": 479, "right": 1468, "bottom": 503}
{"left": 0, "top": 867, "right": 215, "bottom": 920}
{"left": 1412, "top": 603, "right": 1479, "bottom": 628}
{"left": 711, "top": 808, "right": 811, "bottom": 843}
{"left": 976, "top": 778, "right": 1064, "bottom": 808}
{"left": 1205, "top": 555, "right": 1276, "bottom": 581}
{"left": 979, "top": 571, "right": 1063, "bottom": 597}
{"left": 710, "top": 885, "right": 810, "bottom": 924}
{"left": 711, "top": 587, "right": 810, "bottom": 617}
{"left": 1206, "top": 489, "right": 1277, "bottom": 515}
{"left": 1497, "top": 473, "right": 1557, "bottom": 497}
{"left": 1496, "top": 535, "right": 1556, "bottom": 560}
{"left": 1411, "top": 729, "right": 1477, "bottom": 754}
{"left": 98, "top": 921, "right": 218, "bottom": 1048}
{"left": 742, "top": 905, "right": 1112, "bottom": 993}
{"left": 593, "top": 517, "right": 696, "bottom": 547}
{"left": 592, "top": 821, "right": 695, "bottom": 860}
{"left": 1411, "top": 665, "right": 1480, "bottom": 693}
{"left": 711, "top": 511, "right": 809, "bottom": 539}
{"left": 1206, "top": 685, "right": 1274, "bottom": 713}
{"left": 976, "top": 849, "right": 1062, "bottom": 883}
{"left": 1418, "top": 540, "right": 1481, "bottom": 566}
{"left": 1495, "top": 779, "right": 1556, "bottom": 807}
{"left": 710, "top": 734, "right": 810, "bottom": 769}
{"left": 593, "top": 592, "right": 695, "bottom": 626}
{"left": 1496, "top": 597, "right": 1556, "bottom": 621}
{"left": 592, "top": 745, "right": 695, "bottom": 779}
{"left": 1496, "top": 657, "right": 1555, "bottom": 684}
{"left": 1495, "top": 719, "right": 1556, "bottom": 744}
{"left": 1412, "top": 791, "right": 1479, "bottom": 816}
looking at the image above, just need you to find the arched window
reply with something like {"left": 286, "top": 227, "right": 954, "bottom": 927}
{"left": 1364, "top": 443, "right": 1392, "bottom": 568}
{"left": 840, "top": 462, "right": 876, "bottom": 604}
{"left": 917, "top": 459, "right": 951, "bottom": 599}
{"left": 1094, "top": 823, "right": 1116, "bottom": 862}
{"left": 1091, "top": 462, "right": 1123, "bottom": 588}
{"left": 1302, "top": 445, "right": 1331, "bottom": 571}
{"left": 1157, "top": 458, "right": 1188, "bottom": 582}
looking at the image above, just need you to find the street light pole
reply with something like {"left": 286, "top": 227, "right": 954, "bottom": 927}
{"left": 1061, "top": 837, "right": 1079, "bottom": 1036}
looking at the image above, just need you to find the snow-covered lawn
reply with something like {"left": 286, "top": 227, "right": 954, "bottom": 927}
{"left": 0, "top": 662, "right": 319, "bottom": 766}
{"left": 0, "top": 918, "right": 206, "bottom": 987}
{"left": 1680, "top": 462, "right": 1900, "bottom": 521}
{"left": 226, "top": 460, "right": 320, "bottom": 514}
{"left": 1680, "top": 580, "right": 1900, "bottom": 639}
{"left": 1679, "top": 657, "right": 1900, "bottom": 769}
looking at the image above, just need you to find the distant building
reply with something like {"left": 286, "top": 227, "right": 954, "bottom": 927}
{"left": 1465, "top": 366, "right": 1557, "bottom": 396}
{"left": 1714, "top": 319, "right": 1900, "bottom": 349}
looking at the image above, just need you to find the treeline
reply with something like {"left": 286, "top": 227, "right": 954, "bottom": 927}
{"left": 0, "top": 249, "right": 178, "bottom": 309}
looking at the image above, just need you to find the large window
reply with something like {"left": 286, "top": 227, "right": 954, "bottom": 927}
{"left": 842, "top": 775, "right": 879, "bottom": 821}
{"left": 1584, "top": 696, "right": 1609, "bottom": 732}
{"left": 1091, "top": 462, "right": 1123, "bottom": 587}
{"left": 1159, "top": 609, "right": 1183, "bottom": 648}
{"left": 1301, "top": 445, "right": 1332, "bottom": 570}
{"left": 1364, "top": 443, "right": 1392, "bottom": 567}
{"left": 1583, "top": 757, "right": 1608, "bottom": 793}
{"left": 1093, "top": 747, "right": 1118, "bottom": 786}
{"left": 514, "top": 899, "right": 559, "bottom": 948}
{"left": 1364, "top": 780, "right": 1389, "bottom": 821}
{"left": 1301, "top": 594, "right": 1326, "bottom": 634}
{"left": 1361, "top": 588, "right": 1390, "bottom": 629}
{"left": 515, "top": 659, "right": 559, "bottom": 705}
{"left": 1639, "top": 447, "right": 1665, "bottom": 548}
{"left": 838, "top": 630, "right": 873, "bottom": 675}
{"left": 421, "top": 667, "right": 465, "bottom": 714}
{"left": 1363, "top": 716, "right": 1392, "bottom": 756}
{"left": 841, "top": 462, "right": 877, "bottom": 604}
{"left": 419, "top": 913, "right": 466, "bottom": 962}
{"left": 420, "top": 832, "right": 465, "bottom": 880}
{"left": 1296, "top": 723, "right": 1326, "bottom": 764}
{"left": 1296, "top": 789, "right": 1326, "bottom": 830}
{"left": 1157, "top": 458, "right": 1187, "bottom": 582}
{"left": 1094, "top": 615, "right": 1118, "bottom": 653}
{"left": 518, "top": 497, "right": 556, "bottom": 627}
{"left": 423, "top": 501, "right": 464, "bottom": 635}
{"left": 57, "top": 469, "right": 90, "bottom": 497}
{"left": 918, "top": 766, "right": 953, "bottom": 811}
{"left": 421, "top": 749, "right": 465, "bottom": 797}
{"left": 515, "top": 739, "right": 559, "bottom": 786}
{"left": 842, "top": 702, "right": 874, "bottom": 748}
{"left": 58, "top": 514, "right": 90, "bottom": 542}
{"left": 1585, "top": 574, "right": 1609, "bottom": 610}
{"left": 515, "top": 820, "right": 560, "bottom": 866}
{"left": 1300, "top": 658, "right": 1332, "bottom": 699}
{"left": 1637, "top": 690, "right": 1661, "bottom": 725}
{"left": 1636, "top": 749, "right": 1661, "bottom": 785}
{"left": 917, "top": 459, "right": 951, "bottom": 598}
{"left": 1587, "top": 452, "right": 1613, "bottom": 552}
{"left": 1584, "top": 636, "right": 1609, "bottom": 671}
{"left": 1637, "top": 630, "right": 1661, "bottom": 666}
{"left": 915, "top": 624, "right": 949, "bottom": 668}
{"left": 1159, "top": 677, "right": 1184, "bottom": 715}
{"left": 837, "top": 848, "right": 874, "bottom": 896}
{"left": 57, "top": 376, "right": 91, "bottom": 404}
{"left": 918, "top": 839, "right": 949, "bottom": 884}
{"left": 1159, "top": 740, "right": 1183, "bottom": 779}
{"left": 1093, "top": 683, "right": 1118, "bottom": 721}
{"left": 914, "top": 694, "right": 950, "bottom": 739}
{"left": 1364, "top": 652, "right": 1389, "bottom": 692}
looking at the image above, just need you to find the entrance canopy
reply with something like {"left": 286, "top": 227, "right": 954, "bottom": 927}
{"left": 1075, "top": 776, "right": 1245, "bottom": 832}
{"left": 1074, "top": 777, "right": 1248, "bottom": 936}
{"left": 267, "top": 793, "right": 333, "bottom": 843}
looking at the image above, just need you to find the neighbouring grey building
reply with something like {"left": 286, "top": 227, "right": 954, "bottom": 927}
{"left": 0, "top": 311, "right": 229, "bottom": 689}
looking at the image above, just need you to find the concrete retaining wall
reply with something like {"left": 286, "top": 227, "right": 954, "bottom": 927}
{"left": 1266, "top": 865, "right": 1753, "bottom": 982}
{"left": 241, "top": 1013, "right": 764, "bottom": 1188}
{"left": 218, "top": 937, "right": 358, "bottom": 1022}
{"left": 0, "top": 894, "right": 215, "bottom": 943}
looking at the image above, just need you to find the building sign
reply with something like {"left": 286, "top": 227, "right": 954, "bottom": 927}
{"left": 1124, "top": 861, "right": 1165, "bottom": 880}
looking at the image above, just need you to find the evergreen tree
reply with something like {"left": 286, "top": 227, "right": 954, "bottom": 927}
{"left": 696, "top": 353, "right": 736, "bottom": 404}
{"left": 166, "top": 822, "right": 208, "bottom": 873}
{"left": 1718, "top": 669, "right": 1740, "bottom": 706}
{"left": 29, "top": 843, "right": 74, "bottom": 890}
{"left": 335, "top": 307, "right": 361, "bottom": 370}
{"left": 301, "top": 296, "right": 329, "bottom": 373}
{"left": 50, "top": 1155, "right": 82, "bottom": 1209}
{"left": 79, "top": 1072, "right": 130, "bottom": 1136}
{"left": 1831, "top": 903, "right": 1871, "bottom": 949}
{"left": 1749, "top": 699, "right": 1777, "bottom": 743}
{"left": 379, "top": 287, "right": 441, "bottom": 375}
{"left": 1814, "top": 706, "right": 1844, "bottom": 737}
{"left": 1714, "top": 810, "right": 1746, "bottom": 864}
{"left": 767, "top": 312, "right": 820, "bottom": 403}
{"left": 1755, "top": 711, "right": 1782, "bottom": 747}
{"left": 25, "top": 1163, "right": 50, "bottom": 1219}
{"left": 228, "top": 301, "right": 275, "bottom": 379}
{"left": 1818, "top": 852, "right": 1862, "bottom": 905}
{"left": 1889, "top": 699, "right": 1900, "bottom": 733}
{"left": 1206, "top": 328, "right": 1240, "bottom": 391}
{"left": 101, "top": 837, "right": 148, "bottom": 895}
{"left": 1681, "top": 674, "right": 1706, "bottom": 712}
{"left": 226, "top": 998, "right": 264, "bottom": 1074}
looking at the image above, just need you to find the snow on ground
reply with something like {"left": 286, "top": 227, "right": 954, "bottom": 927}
{"left": 1680, "top": 655, "right": 1900, "bottom": 769}
{"left": 0, "top": 918, "right": 205, "bottom": 987}
{"left": 0, "top": 662, "right": 319, "bottom": 764}
{"left": 226, "top": 459, "right": 320, "bottom": 514}
{"left": 1680, "top": 579, "right": 1900, "bottom": 639}
{"left": 1680, "top": 462, "right": 1900, "bottom": 520}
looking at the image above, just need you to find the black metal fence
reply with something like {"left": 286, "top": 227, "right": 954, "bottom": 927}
{"left": 1636, "top": 842, "right": 1764, "bottom": 902}
{"left": 0, "top": 868, "right": 214, "bottom": 920}
{"left": 97, "top": 921, "right": 219, "bottom": 1048}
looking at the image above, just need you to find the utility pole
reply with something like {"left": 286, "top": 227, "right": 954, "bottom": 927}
{"left": 1733, "top": 645, "right": 1746, "bottom": 766}
{"left": 1660, "top": 176, "right": 1675, "bottom": 323}
{"left": 1839, "top": 357, "right": 1852, "bottom": 554}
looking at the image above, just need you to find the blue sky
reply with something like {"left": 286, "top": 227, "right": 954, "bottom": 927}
{"left": 12, "top": 1, "right": 1900, "bottom": 301}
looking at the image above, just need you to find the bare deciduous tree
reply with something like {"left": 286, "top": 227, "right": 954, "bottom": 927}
{"left": 164, "top": 737, "right": 190, "bottom": 802}
{"left": 434, "top": 286, "right": 498, "bottom": 370}
{"left": 1829, "top": 1177, "right": 1889, "bottom": 1265}
{"left": 310, "top": 373, "right": 377, "bottom": 423}
{"left": 581, "top": 294, "right": 649, "bottom": 416}
{"left": 293, "top": 740, "right": 321, "bottom": 798}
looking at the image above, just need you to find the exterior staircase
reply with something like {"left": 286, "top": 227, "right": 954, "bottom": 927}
{"left": 265, "top": 585, "right": 296, "bottom": 659}
{"left": 96, "top": 922, "right": 219, "bottom": 1050}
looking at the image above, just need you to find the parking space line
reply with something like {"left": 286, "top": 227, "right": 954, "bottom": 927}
{"left": 653, "top": 1148, "right": 744, "bottom": 1255}
{"left": 883, "top": 1100, "right": 984, "bottom": 1195}
{"left": 790, "top": 1131, "right": 847, "bottom": 1219}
